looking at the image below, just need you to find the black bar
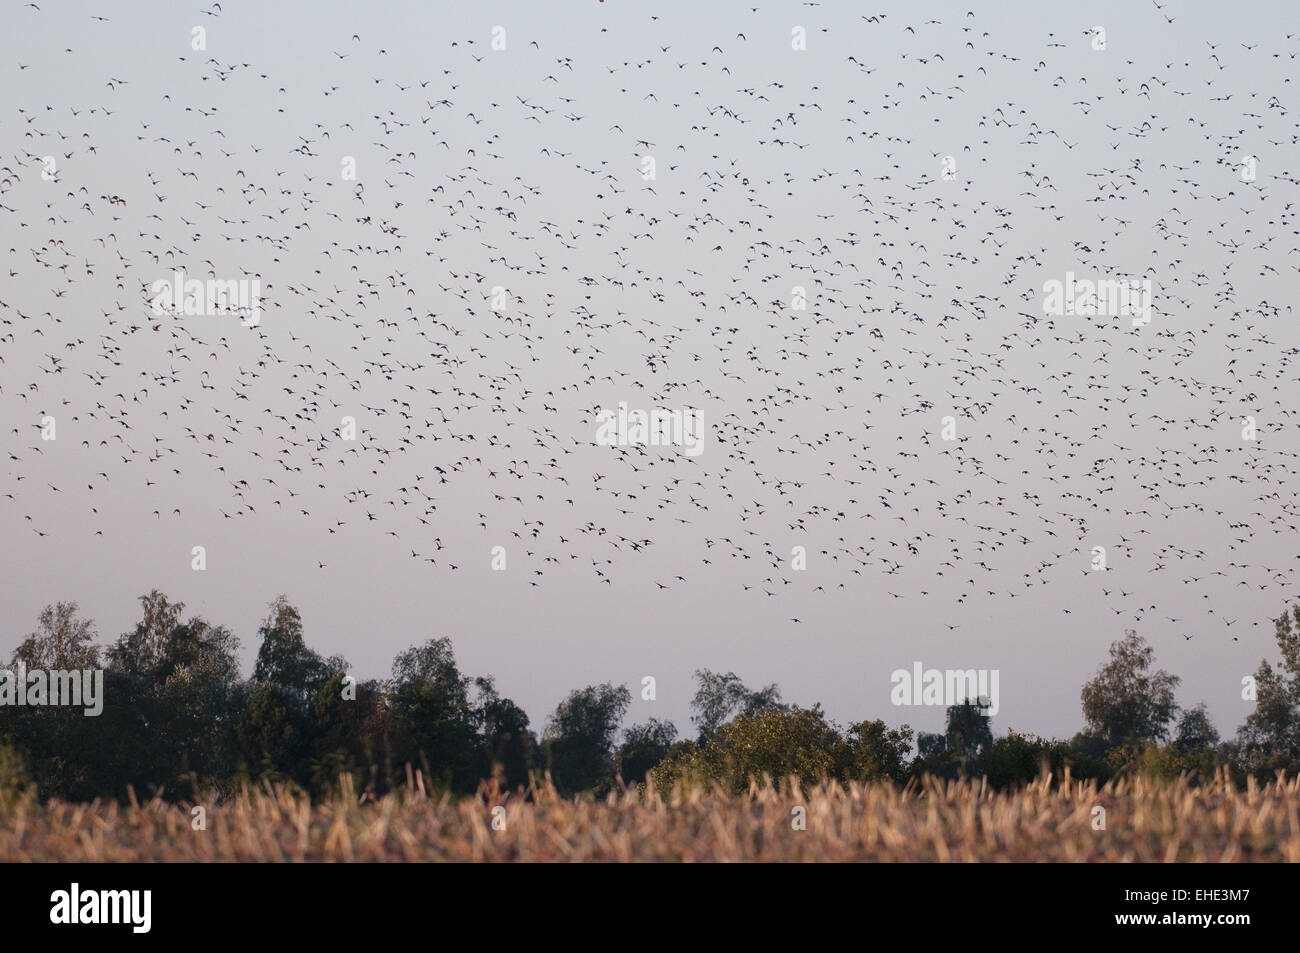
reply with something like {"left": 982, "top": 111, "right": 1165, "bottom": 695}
{"left": 12, "top": 862, "right": 1276, "bottom": 939}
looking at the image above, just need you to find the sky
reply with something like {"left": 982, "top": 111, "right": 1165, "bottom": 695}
{"left": 2, "top": 0, "right": 1299, "bottom": 746}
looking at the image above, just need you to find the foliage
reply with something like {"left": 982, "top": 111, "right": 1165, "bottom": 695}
{"left": 0, "top": 740, "right": 31, "bottom": 808}
{"left": 1174, "top": 703, "right": 1220, "bottom": 754}
{"left": 473, "top": 676, "right": 539, "bottom": 792}
{"left": 1080, "top": 629, "right": 1180, "bottom": 746}
{"left": 1236, "top": 605, "right": 1300, "bottom": 779}
{"left": 845, "top": 719, "right": 914, "bottom": 784}
{"left": 617, "top": 718, "right": 678, "bottom": 786}
{"left": 689, "top": 669, "right": 783, "bottom": 743}
{"left": 544, "top": 682, "right": 631, "bottom": 796}
{"left": 651, "top": 705, "right": 848, "bottom": 793}
{"left": 1138, "top": 742, "right": 1223, "bottom": 783}
{"left": 388, "top": 637, "right": 479, "bottom": 793}
{"left": 7, "top": 597, "right": 1300, "bottom": 803}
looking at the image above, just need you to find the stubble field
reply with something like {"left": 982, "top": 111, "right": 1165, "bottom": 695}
{"left": 2, "top": 773, "right": 1298, "bottom": 862}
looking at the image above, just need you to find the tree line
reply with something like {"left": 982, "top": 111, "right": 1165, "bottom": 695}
{"left": 2, "top": 590, "right": 1299, "bottom": 803}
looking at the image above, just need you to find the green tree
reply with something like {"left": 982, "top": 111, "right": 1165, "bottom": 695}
{"left": 251, "top": 596, "right": 344, "bottom": 703}
{"left": 976, "top": 730, "right": 1117, "bottom": 789}
{"left": 0, "top": 739, "right": 31, "bottom": 808}
{"left": 545, "top": 682, "right": 631, "bottom": 795}
{"left": 234, "top": 597, "right": 346, "bottom": 790}
{"left": 389, "top": 637, "right": 479, "bottom": 793}
{"left": 945, "top": 699, "right": 994, "bottom": 765}
{"left": 1237, "top": 604, "right": 1300, "bottom": 777}
{"left": 910, "top": 730, "right": 960, "bottom": 780}
{"left": 652, "top": 705, "right": 846, "bottom": 794}
{"left": 5, "top": 602, "right": 104, "bottom": 799}
{"left": 106, "top": 591, "right": 243, "bottom": 798}
{"left": 234, "top": 682, "right": 300, "bottom": 783}
{"left": 307, "top": 673, "right": 390, "bottom": 798}
{"left": 108, "top": 589, "right": 186, "bottom": 678}
{"left": 1174, "top": 702, "right": 1219, "bottom": 754}
{"left": 616, "top": 718, "right": 678, "bottom": 786}
{"left": 12, "top": 602, "right": 100, "bottom": 670}
{"left": 845, "top": 718, "right": 913, "bottom": 783}
{"left": 473, "top": 676, "right": 539, "bottom": 792}
{"left": 689, "top": 669, "right": 783, "bottom": 743}
{"left": 1080, "top": 630, "right": 1180, "bottom": 747}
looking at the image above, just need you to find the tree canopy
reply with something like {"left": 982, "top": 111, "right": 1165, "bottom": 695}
{"left": 2, "top": 596, "right": 1298, "bottom": 803}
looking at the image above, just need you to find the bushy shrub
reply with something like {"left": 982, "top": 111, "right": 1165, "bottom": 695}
{"left": 651, "top": 705, "right": 845, "bottom": 793}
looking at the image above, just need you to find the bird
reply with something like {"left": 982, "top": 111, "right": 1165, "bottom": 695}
{"left": 0, "top": 3, "right": 1291, "bottom": 723}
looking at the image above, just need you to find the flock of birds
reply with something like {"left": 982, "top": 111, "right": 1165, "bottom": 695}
{"left": 3, "top": 2, "right": 1299, "bottom": 653}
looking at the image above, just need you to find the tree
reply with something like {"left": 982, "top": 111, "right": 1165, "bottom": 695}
{"left": 0, "top": 739, "right": 31, "bottom": 808}
{"left": 1080, "top": 630, "right": 1180, "bottom": 747}
{"left": 12, "top": 602, "right": 100, "bottom": 669}
{"left": 234, "top": 682, "right": 300, "bottom": 783}
{"left": 251, "top": 596, "right": 343, "bottom": 703}
{"left": 944, "top": 699, "right": 993, "bottom": 763}
{"left": 150, "top": 614, "right": 243, "bottom": 790}
{"left": 1237, "top": 604, "right": 1300, "bottom": 776}
{"left": 979, "top": 731, "right": 1057, "bottom": 789}
{"left": 235, "top": 597, "right": 344, "bottom": 789}
{"left": 617, "top": 718, "right": 678, "bottom": 786}
{"left": 473, "top": 676, "right": 539, "bottom": 792}
{"left": 545, "top": 683, "right": 631, "bottom": 795}
{"left": 307, "top": 673, "right": 390, "bottom": 798}
{"left": 1174, "top": 703, "right": 1219, "bottom": 753}
{"left": 5, "top": 603, "right": 103, "bottom": 800}
{"left": 106, "top": 591, "right": 243, "bottom": 798}
{"left": 911, "top": 731, "right": 960, "bottom": 780}
{"left": 689, "top": 669, "right": 783, "bottom": 743}
{"left": 652, "top": 705, "right": 846, "bottom": 794}
{"left": 108, "top": 590, "right": 186, "bottom": 679}
{"left": 845, "top": 719, "right": 914, "bottom": 784}
{"left": 917, "top": 732, "right": 947, "bottom": 757}
{"left": 389, "top": 637, "right": 480, "bottom": 793}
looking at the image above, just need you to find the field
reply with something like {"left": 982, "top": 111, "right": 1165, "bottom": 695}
{"left": 2, "top": 772, "right": 1299, "bottom": 862}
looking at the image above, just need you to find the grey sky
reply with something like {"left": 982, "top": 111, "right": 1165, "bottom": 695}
{"left": 2, "top": 0, "right": 1298, "bottom": 746}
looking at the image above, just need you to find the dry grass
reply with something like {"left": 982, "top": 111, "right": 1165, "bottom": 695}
{"left": 2, "top": 771, "right": 1299, "bottom": 861}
